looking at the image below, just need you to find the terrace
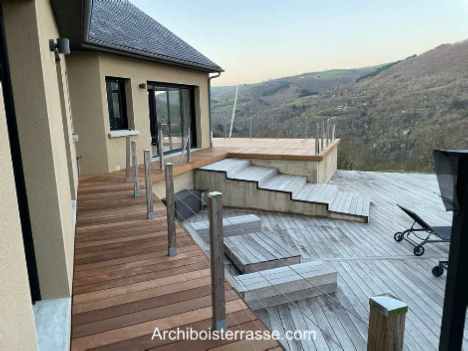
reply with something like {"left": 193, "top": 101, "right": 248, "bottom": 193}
{"left": 72, "top": 138, "right": 467, "bottom": 350}
{"left": 185, "top": 169, "right": 468, "bottom": 350}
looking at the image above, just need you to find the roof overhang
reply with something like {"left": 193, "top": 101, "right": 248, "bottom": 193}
{"left": 50, "top": 0, "right": 223, "bottom": 73}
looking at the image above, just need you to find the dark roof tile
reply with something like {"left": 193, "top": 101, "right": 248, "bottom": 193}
{"left": 87, "top": 0, "right": 222, "bottom": 72}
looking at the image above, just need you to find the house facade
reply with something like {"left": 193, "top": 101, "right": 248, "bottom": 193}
{"left": 63, "top": 0, "right": 222, "bottom": 175}
{"left": 0, "top": 0, "right": 221, "bottom": 350}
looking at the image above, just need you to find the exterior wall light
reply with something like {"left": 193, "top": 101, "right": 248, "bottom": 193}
{"left": 139, "top": 83, "right": 147, "bottom": 90}
{"left": 49, "top": 38, "right": 71, "bottom": 56}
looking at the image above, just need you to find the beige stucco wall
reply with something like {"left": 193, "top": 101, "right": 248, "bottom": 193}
{"left": 3, "top": 0, "right": 77, "bottom": 298}
{"left": 0, "top": 85, "right": 38, "bottom": 351}
{"left": 67, "top": 53, "right": 109, "bottom": 175}
{"left": 68, "top": 52, "right": 210, "bottom": 175}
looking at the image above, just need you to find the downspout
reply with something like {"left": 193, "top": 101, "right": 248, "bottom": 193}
{"left": 208, "top": 72, "right": 221, "bottom": 149}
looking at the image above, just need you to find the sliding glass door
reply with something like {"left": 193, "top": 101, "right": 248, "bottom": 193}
{"left": 148, "top": 83, "right": 195, "bottom": 157}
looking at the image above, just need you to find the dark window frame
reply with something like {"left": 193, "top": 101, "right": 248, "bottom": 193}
{"left": 106, "top": 77, "right": 129, "bottom": 131}
{"left": 147, "top": 81, "right": 197, "bottom": 155}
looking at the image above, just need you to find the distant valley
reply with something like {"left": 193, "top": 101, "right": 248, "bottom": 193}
{"left": 211, "top": 40, "right": 468, "bottom": 172}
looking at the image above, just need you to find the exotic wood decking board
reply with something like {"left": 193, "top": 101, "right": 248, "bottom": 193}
{"left": 71, "top": 174, "right": 282, "bottom": 350}
{"left": 224, "top": 231, "right": 301, "bottom": 273}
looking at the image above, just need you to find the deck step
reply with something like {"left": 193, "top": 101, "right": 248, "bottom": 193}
{"left": 200, "top": 158, "right": 250, "bottom": 177}
{"left": 190, "top": 214, "right": 262, "bottom": 237}
{"left": 230, "top": 166, "right": 278, "bottom": 185}
{"left": 233, "top": 261, "right": 337, "bottom": 310}
{"left": 195, "top": 158, "right": 370, "bottom": 222}
{"left": 329, "top": 192, "right": 370, "bottom": 217}
{"left": 261, "top": 174, "right": 307, "bottom": 195}
{"left": 293, "top": 184, "right": 338, "bottom": 204}
{"left": 224, "top": 231, "right": 301, "bottom": 273}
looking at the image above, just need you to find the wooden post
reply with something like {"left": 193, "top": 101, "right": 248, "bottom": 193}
{"left": 125, "top": 135, "right": 132, "bottom": 179}
{"left": 131, "top": 140, "right": 139, "bottom": 198}
{"left": 165, "top": 163, "right": 176, "bottom": 256}
{"left": 144, "top": 149, "right": 156, "bottom": 220}
{"left": 208, "top": 191, "right": 226, "bottom": 330}
{"left": 368, "top": 295, "right": 408, "bottom": 351}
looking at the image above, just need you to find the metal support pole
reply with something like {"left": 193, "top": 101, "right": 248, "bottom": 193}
{"left": 165, "top": 163, "right": 176, "bottom": 256}
{"left": 321, "top": 120, "right": 325, "bottom": 151}
{"left": 332, "top": 122, "right": 336, "bottom": 143}
{"left": 368, "top": 295, "right": 408, "bottom": 351}
{"left": 316, "top": 123, "right": 320, "bottom": 155}
{"left": 158, "top": 123, "right": 165, "bottom": 170}
{"left": 186, "top": 127, "right": 192, "bottom": 163}
{"left": 208, "top": 191, "right": 226, "bottom": 331}
{"left": 125, "top": 135, "right": 132, "bottom": 179}
{"left": 144, "top": 149, "right": 156, "bottom": 220}
{"left": 131, "top": 140, "right": 139, "bottom": 198}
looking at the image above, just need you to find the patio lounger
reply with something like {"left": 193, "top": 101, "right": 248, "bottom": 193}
{"left": 393, "top": 205, "right": 451, "bottom": 257}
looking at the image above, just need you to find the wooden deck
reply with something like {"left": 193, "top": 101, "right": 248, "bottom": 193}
{"left": 71, "top": 176, "right": 283, "bottom": 350}
{"left": 213, "top": 138, "right": 338, "bottom": 161}
{"left": 186, "top": 170, "right": 468, "bottom": 351}
{"left": 100, "top": 138, "right": 335, "bottom": 186}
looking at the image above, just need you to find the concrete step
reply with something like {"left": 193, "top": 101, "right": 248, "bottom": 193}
{"left": 233, "top": 261, "right": 337, "bottom": 310}
{"left": 261, "top": 174, "right": 307, "bottom": 195}
{"left": 224, "top": 231, "right": 301, "bottom": 273}
{"left": 230, "top": 166, "right": 278, "bottom": 186}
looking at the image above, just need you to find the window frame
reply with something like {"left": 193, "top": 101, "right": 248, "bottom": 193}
{"left": 105, "top": 77, "right": 129, "bottom": 131}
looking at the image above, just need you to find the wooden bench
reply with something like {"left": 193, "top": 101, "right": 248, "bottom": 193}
{"left": 233, "top": 261, "right": 337, "bottom": 310}
{"left": 190, "top": 214, "right": 262, "bottom": 237}
{"left": 224, "top": 231, "right": 301, "bottom": 273}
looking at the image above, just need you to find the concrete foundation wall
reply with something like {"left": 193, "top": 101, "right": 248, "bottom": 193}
{"left": 0, "top": 84, "right": 38, "bottom": 351}
{"left": 68, "top": 52, "right": 210, "bottom": 176}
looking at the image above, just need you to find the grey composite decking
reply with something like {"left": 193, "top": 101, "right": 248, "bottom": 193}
{"left": 224, "top": 231, "right": 301, "bottom": 273}
{"left": 185, "top": 170, "right": 467, "bottom": 351}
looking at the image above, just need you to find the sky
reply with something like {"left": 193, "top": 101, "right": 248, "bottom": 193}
{"left": 130, "top": 0, "right": 468, "bottom": 86}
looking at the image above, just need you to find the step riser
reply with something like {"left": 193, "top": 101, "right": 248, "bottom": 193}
{"left": 195, "top": 170, "right": 367, "bottom": 222}
{"left": 195, "top": 170, "right": 330, "bottom": 216}
{"left": 243, "top": 282, "right": 337, "bottom": 310}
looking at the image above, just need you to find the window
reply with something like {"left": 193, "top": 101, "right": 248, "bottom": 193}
{"left": 148, "top": 82, "right": 196, "bottom": 156}
{"left": 106, "top": 77, "right": 129, "bottom": 131}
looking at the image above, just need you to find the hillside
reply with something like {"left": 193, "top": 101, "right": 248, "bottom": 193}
{"left": 212, "top": 40, "right": 468, "bottom": 171}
